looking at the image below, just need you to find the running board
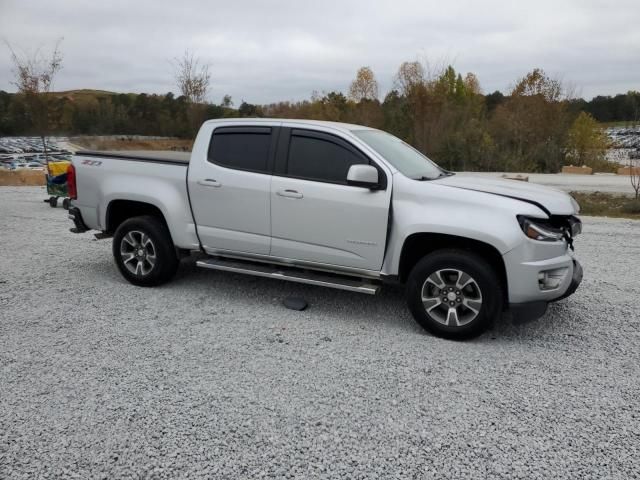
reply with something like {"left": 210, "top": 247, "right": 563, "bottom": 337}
{"left": 196, "top": 257, "right": 380, "bottom": 295}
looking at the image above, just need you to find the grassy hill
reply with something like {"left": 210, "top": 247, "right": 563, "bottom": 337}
{"left": 49, "top": 89, "right": 119, "bottom": 104}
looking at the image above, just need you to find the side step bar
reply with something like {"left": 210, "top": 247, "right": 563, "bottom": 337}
{"left": 196, "top": 257, "right": 380, "bottom": 295}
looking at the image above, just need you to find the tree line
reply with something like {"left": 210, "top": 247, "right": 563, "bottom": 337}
{"left": 1, "top": 56, "right": 638, "bottom": 173}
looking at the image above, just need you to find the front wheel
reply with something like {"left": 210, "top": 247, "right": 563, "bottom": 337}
{"left": 113, "top": 216, "right": 179, "bottom": 287}
{"left": 406, "top": 249, "right": 503, "bottom": 339}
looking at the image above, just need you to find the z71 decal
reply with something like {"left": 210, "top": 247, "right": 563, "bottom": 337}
{"left": 81, "top": 159, "right": 102, "bottom": 166}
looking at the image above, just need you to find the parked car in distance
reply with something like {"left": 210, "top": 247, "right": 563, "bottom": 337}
{"left": 68, "top": 119, "right": 583, "bottom": 339}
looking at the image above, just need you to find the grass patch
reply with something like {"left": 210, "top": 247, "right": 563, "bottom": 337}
{"left": 621, "top": 199, "right": 640, "bottom": 214}
{"left": 570, "top": 191, "right": 640, "bottom": 219}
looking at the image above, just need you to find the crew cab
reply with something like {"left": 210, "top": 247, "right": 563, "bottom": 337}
{"left": 67, "top": 119, "right": 583, "bottom": 338}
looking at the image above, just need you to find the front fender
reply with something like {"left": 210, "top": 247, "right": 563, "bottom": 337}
{"left": 381, "top": 176, "right": 543, "bottom": 276}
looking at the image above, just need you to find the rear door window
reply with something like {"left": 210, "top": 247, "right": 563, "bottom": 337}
{"left": 208, "top": 127, "right": 272, "bottom": 174}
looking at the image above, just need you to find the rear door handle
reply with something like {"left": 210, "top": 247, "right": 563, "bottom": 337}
{"left": 277, "top": 189, "right": 303, "bottom": 199}
{"left": 198, "top": 178, "right": 222, "bottom": 188}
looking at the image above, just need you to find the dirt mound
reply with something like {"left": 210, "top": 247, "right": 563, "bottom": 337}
{"left": 0, "top": 169, "right": 46, "bottom": 186}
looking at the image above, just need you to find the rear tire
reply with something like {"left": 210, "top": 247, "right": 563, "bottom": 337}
{"left": 62, "top": 198, "right": 70, "bottom": 210}
{"left": 49, "top": 196, "right": 57, "bottom": 208}
{"left": 406, "top": 249, "right": 503, "bottom": 339}
{"left": 112, "top": 215, "right": 179, "bottom": 287}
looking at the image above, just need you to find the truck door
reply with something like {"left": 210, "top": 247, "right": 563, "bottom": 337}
{"left": 188, "top": 126, "right": 277, "bottom": 255}
{"left": 270, "top": 128, "right": 391, "bottom": 272}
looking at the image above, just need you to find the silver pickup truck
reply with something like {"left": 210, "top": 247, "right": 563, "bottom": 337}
{"left": 67, "top": 119, "right": 583, "bottom": 339}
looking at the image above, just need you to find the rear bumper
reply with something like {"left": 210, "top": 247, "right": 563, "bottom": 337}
{"left": 68, "top": 206, "right": 90, "bottom": 233}
{"left": 509, "top": 259, "right": 583, "bottom": 323}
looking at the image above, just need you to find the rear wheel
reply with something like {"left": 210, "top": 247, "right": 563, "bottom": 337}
{"left": 48, "top": 196, "right": 58, "bottom": 208}
{"left": 113, "top": 215, "right": 178, "bottom": 287}
{"left": 406, "top": 249, "right": 503, "bottom": 339}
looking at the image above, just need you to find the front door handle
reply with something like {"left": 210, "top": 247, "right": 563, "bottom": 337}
{"left": 277, "top": 189, "right": 303, "bottom": 199}
{"left": 198, "top": 178, "right": 222, "bottom": 188}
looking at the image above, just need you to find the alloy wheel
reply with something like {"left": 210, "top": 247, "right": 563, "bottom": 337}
{"left": 420, "top": 269, "right": 483, "bottom": 327}
{"left": 120, "top": 230, "right": 157, "bottom": 276}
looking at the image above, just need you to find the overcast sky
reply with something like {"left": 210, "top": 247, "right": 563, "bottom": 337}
{"left": 1, "top": 0, "right": 638, "bottom": 104}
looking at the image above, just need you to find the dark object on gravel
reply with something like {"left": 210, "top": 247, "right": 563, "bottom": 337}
{"left": 283, "top": 296, "right": 308, "bottom": 311}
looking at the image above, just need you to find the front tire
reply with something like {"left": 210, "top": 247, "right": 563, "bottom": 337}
{"left": 406, "top": 249, "right": 503, "bottom": 339}
{"left": 112, "top": 216, "right": 179, "bottom": 287}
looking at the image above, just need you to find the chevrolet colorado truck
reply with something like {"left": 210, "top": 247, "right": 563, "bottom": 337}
{"left": 67, "top": 119, "right": 583, "bottom": 338}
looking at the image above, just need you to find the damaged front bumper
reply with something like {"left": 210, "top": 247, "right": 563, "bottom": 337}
{"left": 510, "top": 258, "right": 583, "bottom": 323}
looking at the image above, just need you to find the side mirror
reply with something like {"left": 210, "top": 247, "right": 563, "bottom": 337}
{"left": 346, "top": 164, "right": 380, "bottom": 189}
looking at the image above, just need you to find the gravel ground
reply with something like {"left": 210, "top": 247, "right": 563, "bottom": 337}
{"left": 1, "top": 186, "right": 639, "bottom": 479}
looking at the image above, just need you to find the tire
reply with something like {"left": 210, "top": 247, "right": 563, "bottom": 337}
{"left": 62, "top": 198, "right": 70, "bottom": 210}
{"left": 112, "top": 215, "right": 179, "bottom": 287}
{"left": 49, "top": 196, "right": 58, "bottom": 208}
{"left": 406, "top": 249, "right": 503, "bottom": 339}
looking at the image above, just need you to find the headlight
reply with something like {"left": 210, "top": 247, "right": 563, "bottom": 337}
{"left": 517, "top": 216, "right": 565, "bottom": 242}
{"left": 567, "top": 216, "right": 582, "bottom": 237}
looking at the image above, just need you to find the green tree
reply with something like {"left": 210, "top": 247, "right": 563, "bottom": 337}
{"left": 490, "top": 68, "right": 570, "bottom": 172}
{"left": 485, "top": 91, "right": 505, "bottom": 113}
{"left": 565, "top": 111, "right": 610, "bottom": 169}
{"left": 382, "top": 90, "right": 410, "bottom": 140}
{"left": 238, "top": 101, "right": 261, "bottom": 117}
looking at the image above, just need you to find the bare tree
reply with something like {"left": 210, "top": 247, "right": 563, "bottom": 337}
{"left": 394, "top": 61, "right": 425, "bottom": 96}
{"left": 630, "top": 158, "right": 640, "bottom": 200}
{"left": 173, "top": 50, "right": 211, "bottom": 135}
{"left": 5, "top": 38, "right": 63, "bottom": 161}
{"left": 174, "top": 50, "right": 211, "bottom": 104}
{"left": 630, "top": 103, "right": 640, "bottom": 200}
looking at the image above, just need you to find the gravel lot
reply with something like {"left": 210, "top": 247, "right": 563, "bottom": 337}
{"left": 1, "top": 186, "right": 639, "bottom": 479}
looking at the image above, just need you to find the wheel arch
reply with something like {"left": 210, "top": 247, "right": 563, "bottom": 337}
{"left": 398, "top": 232, "right": 508, "bottom": 302}
{"left": 106, "top": 199, "right": 169, "bottom": 236}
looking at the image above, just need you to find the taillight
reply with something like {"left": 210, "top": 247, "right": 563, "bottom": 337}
{"left": 67, "top": 163, "right": 77, "bottom": 200}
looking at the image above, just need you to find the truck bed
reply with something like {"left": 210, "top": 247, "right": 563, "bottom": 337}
{"left": 76, "top": 150, "right": 190, "bottom": 165}
{"left": 71, "top": 148, "right": 199, "bottom": 249}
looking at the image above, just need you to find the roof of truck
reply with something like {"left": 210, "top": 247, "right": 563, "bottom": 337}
{"left": 203, "top": 118, "right": 375, "bottom": 134}
{"left": 76, "top": 120, "right": 376, "bottom": 165}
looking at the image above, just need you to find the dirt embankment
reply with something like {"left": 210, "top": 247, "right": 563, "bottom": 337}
{"left": 0, "top": 170, "right": 46, "bottom": 186}
{"left": 71, "top": 137, "right": 193, "bottom": 151}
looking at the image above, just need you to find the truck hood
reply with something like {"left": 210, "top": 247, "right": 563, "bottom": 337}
{"left": 435, "top": 174, "right": 578, "bottom": 215}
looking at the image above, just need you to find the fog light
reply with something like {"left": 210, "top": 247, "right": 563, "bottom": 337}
{"left": 538, "top": 268, "right": 568, "bottom": 291}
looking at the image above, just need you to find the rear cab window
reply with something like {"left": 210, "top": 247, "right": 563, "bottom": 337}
{"left": 208, "top": 126, "right": 273, "bottom": 174}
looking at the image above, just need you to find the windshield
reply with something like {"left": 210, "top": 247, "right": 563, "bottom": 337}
{"left": 352, "top": 129, "right": 446, "bottom": 180}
